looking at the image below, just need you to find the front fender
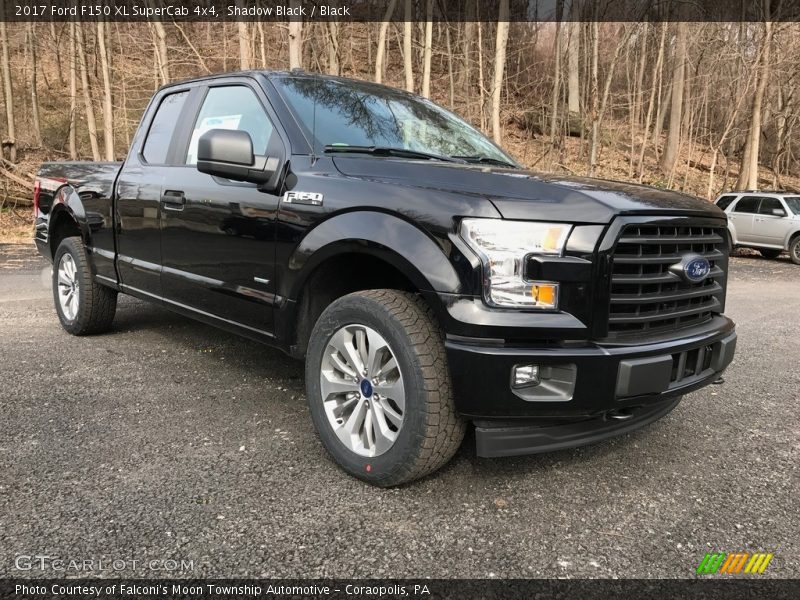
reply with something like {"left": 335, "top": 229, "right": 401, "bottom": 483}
{"left": 285, "top": 211, "right": 462, "bottom": 301}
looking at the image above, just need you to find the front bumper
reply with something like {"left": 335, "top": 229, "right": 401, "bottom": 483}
{"left": 446, "top": 316, "right": 736, "bottom": 455}
{"left": 475, "top": 396, "right": 682, "bottom": 458}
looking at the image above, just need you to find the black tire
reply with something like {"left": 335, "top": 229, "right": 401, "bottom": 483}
{"left": 53, "top": 236, "right": 117, "bottom": 335}
{"left": 790, "top": 236, "right": 800, "bottom": 266}
{"left": 759, "top": 248, "right": 782, "bottom": 260}
{"left": 305, "top": 290, "right": 466, "bottom": 487}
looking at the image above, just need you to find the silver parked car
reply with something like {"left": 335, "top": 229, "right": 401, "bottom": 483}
{"left": 714, "top": 191, "right": 800, "bottom": 265}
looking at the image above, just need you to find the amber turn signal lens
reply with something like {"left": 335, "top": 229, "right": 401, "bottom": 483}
{"left": 531, "top": 284, "right": 557, "bottom": 307}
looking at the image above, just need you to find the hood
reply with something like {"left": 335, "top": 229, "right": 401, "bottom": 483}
{"left": 332, "top": 157, "right": 725, "bottom": 224}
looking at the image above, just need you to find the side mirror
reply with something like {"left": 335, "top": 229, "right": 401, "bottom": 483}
{"left": 197, "top": 129, "right": 279, "bottom": 186}
{"left": 772, "top": 208, "right": 787, "bottom": 217}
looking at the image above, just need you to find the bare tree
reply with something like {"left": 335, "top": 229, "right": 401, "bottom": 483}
{"left": 68, "top": 22, "right": 77, "bottom": 159}
{"left": 566, "top": 7, "right": 581, "bottom": 122}
{"left": 421, "top": 0, "right": 433, "bottom": 98}
{"left": 151, "top": 20, "right": 170, "bottom": 84}
{"left": 736, "top": 8, "right": 774, "bottom": 190}
{"left": 661, "top": 22, "right": 688, "bottom": 174}
{"left": 0, "top": 18, "right": 15, "bottom": 161}
{"left": 491, "top": 0, "right": 510, "bottom": 143}
{"left": 375, "top": 0, "right": 397, "bottom": 84}
{"left": 27, "top": 23, "right": 43, "bottom": 147}
{"left": 549, "top": 2, "right": 564, "bottom": 151}
{"left": 288, "top": 0, "right": 303, "bottom": 69}
{"left": 237, "top": 2, "right": 252, "bottom": 70}
{"left": 97, "top": 21, "right": 115, "bottom": 161}
{"left": 403, "top": 0, "right": 414, "bottom": 92}
{"left": 327, "top": 21, "right": 340, "bottom": 75}
{"left": 75, "top": 23, "right": 101, "bottom": 161}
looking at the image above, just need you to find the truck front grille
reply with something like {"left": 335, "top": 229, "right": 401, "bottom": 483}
{"left": 608, "top": 224, "right": 727, "bottom": 336}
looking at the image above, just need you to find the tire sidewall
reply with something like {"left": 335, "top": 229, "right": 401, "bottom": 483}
{"left": 53, "top": 239, "right": 89, "bottom": 334}
{"left": 790, "top": 237, "right": 800, "bottom": 265}
{"left": 306, "top": 295, "right": 433, "bottom": 485}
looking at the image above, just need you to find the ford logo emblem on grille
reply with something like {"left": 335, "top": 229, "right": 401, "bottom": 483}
{"left": 670, "top": 254, "right": 712, "bottom": 283}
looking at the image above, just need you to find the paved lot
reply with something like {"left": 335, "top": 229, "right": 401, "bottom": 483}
{"left": 0, "top": 243, "right": 797, "bottom": 579}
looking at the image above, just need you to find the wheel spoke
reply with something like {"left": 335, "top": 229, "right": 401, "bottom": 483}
{"left": 377, "top": 396, "right": 404, "bottom": 428}
{"left": 365, "top": 328, "right": 388, "bottom": 376}
{"left": 355, "top": 328, "right": 369, "bottom": 375}
{"left": 374, "top": 356, "right": 398, "bottom": 379}
{"left": 320, "top": 370, "right": 359, "bottom": 399}
{"left": 372, "top": 402, "right": 402, "bottom": 453}
{"left": 374, "top": 378, "right": 405, "bottom": 406}
{"left": 58, "top": 272, "right": 71, "bottom": 286}
{"left": 329, "top": 328, "right": 365, "bottom": 376}
{"left": 329, "top": 351, "right": 357, "bottom": 379}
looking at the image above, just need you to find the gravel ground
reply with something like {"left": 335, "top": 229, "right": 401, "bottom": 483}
{"left": 0, "top": 242, "right": 797, "bottom": 579}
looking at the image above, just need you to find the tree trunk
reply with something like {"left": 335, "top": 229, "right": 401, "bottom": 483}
{"left": 549, "top": 0, "right": 564, "bottom": 146}
{"left": 421, "top": 0, "right": 433, "bottom": 98}
{"left": 661, "top": 22, "right": 687, "bottom": 173}
{"left": 237, "top": 2, "right": 251, "bottom": 70}
{"left": 0, "top": 19, "right": 15, "bottom": 162}
{"left": 68, "top": 22, "right": 77, "bottom": 159}
{"left": 375, "top": 0, "right": 397, "bottom": 83}
{"left": 566, "top": 11, "right": 580, "bottom": 119}
{"left": 491, "top": 0, "right": 510, "bottom": 144}
{"left": 151, "top": 18, "right": 170, "bottom": 84}
{"left": 27, "top": 23, "right": 43, "bottom": 147}
{"left": 327, "top": 21, "right": 340, "bottom": 75}
{"left": 638, "top": 21, "right": 667, "bottom": 182}
{"left": 97, "top": 21, "right": 115, "bottom": 161}
{"left": 588, "top": 21, "right": 600, "bottom": 174}
{"left": 76, "top": 24, "right": 101, "bottom": 161}
{"left": 403, "top": 0, "right": 414, "bottom": 92}
{"left": 288, "top": 0, "right": 303, "bottom": 69}
{"left": 736, "top": 13, "right": 773, "bottom": 191}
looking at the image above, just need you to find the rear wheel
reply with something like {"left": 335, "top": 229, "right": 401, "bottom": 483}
{"left": 790, "top": 236, "right": 800, "bottom": 266}
{"left": 53, "top": 236, "right": 117, "bottom": 335}
{"left": 759, "top": 248, "right": 782, "bottom": 260}
{"left": 305, "top": 290, "right": 465, "bottom": 486}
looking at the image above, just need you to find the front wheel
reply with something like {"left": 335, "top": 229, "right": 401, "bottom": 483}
{"left": 53, "top": 236, "right": 117, "bottom": 335}
{"left": 790, "top": 237, "right": 800, "bottom": 266}
{"left": 305, "top": 290, "right": 466, "bottom": 486}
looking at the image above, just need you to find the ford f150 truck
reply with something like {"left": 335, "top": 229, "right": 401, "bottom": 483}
{"left": 34, "top": 71, "right": 737, "bottom": 486}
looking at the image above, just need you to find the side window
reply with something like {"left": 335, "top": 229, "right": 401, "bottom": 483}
{"left": 715, "top": 195, "right": 737, "bottom": 210}
{"left": 186, "top": 86, "right": 275, "bottom": 165}
{"left": 758, "top": 198, "right": 784, "bottom": 215}
{"left": 142, "top": 91, "right": 189, "bottom": 164}
{"left": 733, "top": 197, "right": 759, "bottom": 214}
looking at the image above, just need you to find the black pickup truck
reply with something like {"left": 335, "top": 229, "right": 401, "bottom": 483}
{"left": 34, "top": 71, "right": 737, "bottom": 486}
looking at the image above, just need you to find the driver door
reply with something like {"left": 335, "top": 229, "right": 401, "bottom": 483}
{"left": 160, "top": 83, "right": 286, "bottom": 335}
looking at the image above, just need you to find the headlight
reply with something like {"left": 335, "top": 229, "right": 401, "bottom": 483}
{"left": 460, "top": 219, "right": 571, "bottom": 308}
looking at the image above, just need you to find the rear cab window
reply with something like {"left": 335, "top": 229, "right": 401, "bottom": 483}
{"left": 142, "top": 91, "right": 190, "bottom": 164}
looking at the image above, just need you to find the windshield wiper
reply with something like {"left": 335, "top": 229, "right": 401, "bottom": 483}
{"left": 452, "top": 155, "right": 518, "bottom": 168}
{"left": 324, "top": 145, "right": 463, "bottom": 163}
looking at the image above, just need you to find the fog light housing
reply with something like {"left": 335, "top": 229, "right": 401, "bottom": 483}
{"left": 512, "top": 364, "right": 540, "bottom": 388}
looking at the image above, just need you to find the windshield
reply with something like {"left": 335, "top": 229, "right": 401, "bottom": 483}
{"left": 272, "top": 76, "right": 516, "bottom": 166}
{"left": 784, "top": 197, "right": 800, "bottom": 215}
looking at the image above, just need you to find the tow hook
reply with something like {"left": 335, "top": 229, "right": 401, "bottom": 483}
{"left": 608, "top": 409, "right": 634, "bottom": 421}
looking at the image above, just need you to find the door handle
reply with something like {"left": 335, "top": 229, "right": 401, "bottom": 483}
{"left": 161, "top": 190, "right": 185, "bottom": 211}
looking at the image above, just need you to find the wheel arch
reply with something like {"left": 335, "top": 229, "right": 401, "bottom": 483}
{"left": 281, "top": 211, "right": 463, "bottom": 357}
{"left": 47, "top": 186, "right": 91, "bottom": 258}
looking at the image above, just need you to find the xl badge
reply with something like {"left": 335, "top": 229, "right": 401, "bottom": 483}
{"left": 670, "top": 254, "right": 712, "bottom": 283}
